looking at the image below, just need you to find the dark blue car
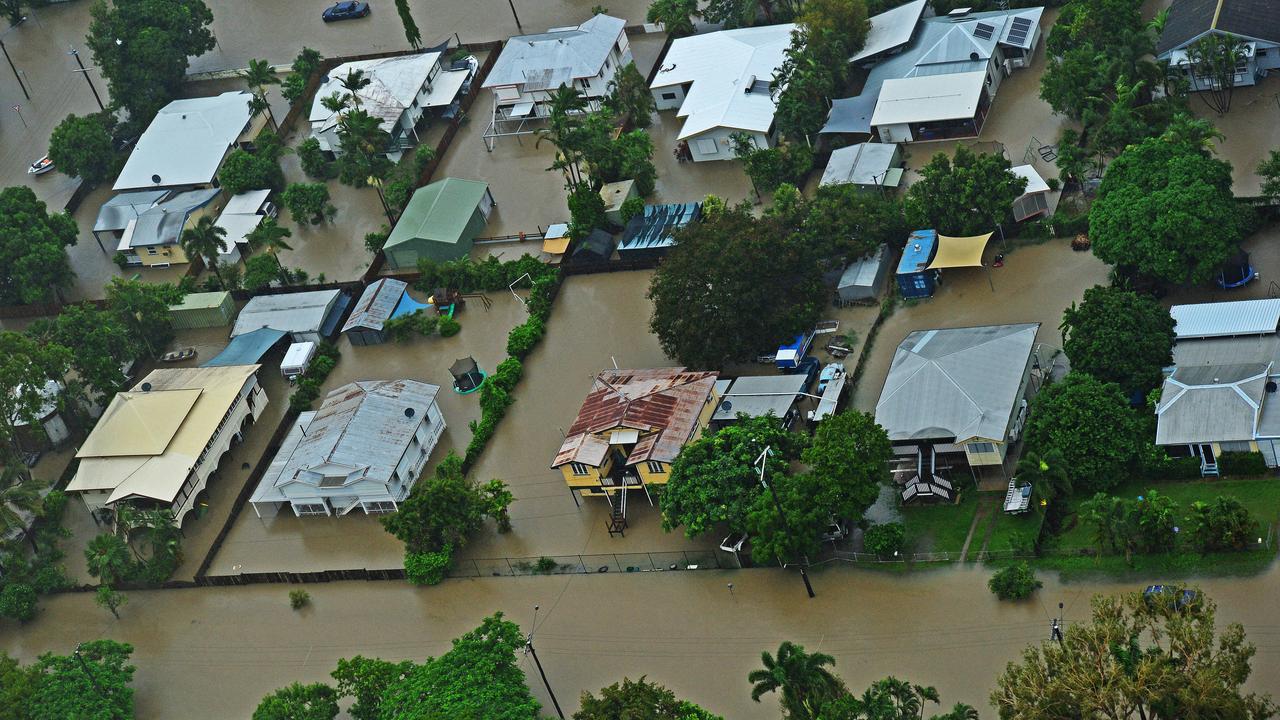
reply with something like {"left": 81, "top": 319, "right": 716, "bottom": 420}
{"left": 322, "top": 1, "right": 370, "bottom": 21}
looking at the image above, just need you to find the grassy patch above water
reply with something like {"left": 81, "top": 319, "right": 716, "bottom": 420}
{"left": 900, "top": 491, "right": 980, "bottom": 555}
{"left": 1008, "top": 548, "right": 1277, "bottom": 583}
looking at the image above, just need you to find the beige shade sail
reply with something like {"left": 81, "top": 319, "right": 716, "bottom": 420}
{"left": 926, "top": 232, "right": 994, "bottom": 270}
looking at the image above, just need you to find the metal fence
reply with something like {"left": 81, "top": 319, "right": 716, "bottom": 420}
{"left": 446, "top": 551, "right": 724, "bottom": 578}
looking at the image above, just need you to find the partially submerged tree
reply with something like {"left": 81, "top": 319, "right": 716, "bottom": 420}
{"left": 1186, "top": 33, "right": 1247, "bottom": 115}
{"left": 281, "top": 182, "right": 337, "bottom": 225}
{"left": 0, "top": 332, "right": 71, "bottom": 465}
{"left": 749, "top": 641, "right": 844, "bottom": 719}
{"left": 1060, "top": 285, "right": 1176, "bottom": 395}
{"left": 241, "top": 58, "right": 281, "bottom": 130}
{"left": 905, "top": 147, "right": 1026, "bottom": 236}
{"left": 575, "top": 677, "right": 723, "bottom": 720}
{"left": 33, "top": 303, "right": 138, "bottom": 405}
{"left": 30, "top": 640, "right": 136, "bottom": 720}
{"left": 0, "top": 186, "right": 79, "bottom": 305}
{"left": 604, "top": 62, "right": 656, "bottom": 128}
{"left": 104, "top": 279, "right": 185, "bottom": 360}
{"left": 646, "top": 0, "right": 698, "bottom": 36}
{"left": 253, "top": 682, "right": 340, "bottom": 720}
{"left": 179, "top": 215, "right": 230, "bottom": 286}
{"left": 48, "top": 112, "right": 118, "bottom": 186}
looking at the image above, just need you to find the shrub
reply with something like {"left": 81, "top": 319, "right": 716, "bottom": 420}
{"left": 289, "top": 589, "right": 310, "bottom": 610}
{"left": 619, "top": 196, "right": 645, "bottom": 224}
{"left": 492, "top": 357, "right": 523, "bottom": 392}
{"left": 863, "top": 522, "right": 905, "bottom": 558}
{"left": 534, "top": 557, "right": 558, "bottom": 573}
{"left": 405, "top": 548, "right": 452, "bottom": 586}
{"left": 0, "top": 583, "right": 38, "bottom": 622}
{"left": 1219, "top": 451, "right": 1267, "bottom": 477}
{"left": 479, "top": 383, "right": 513, "bottom": 419}
{"left": 438, "top": 315, "right": 461, "bottom": 337}
{"left": 364, "top": 230, "right": 388, "bottom": 255}
{"left": 297, "top": 137, "right": 333, "bottom": 180}
{"left": 1186, "top": 496, "right": 1257, "bottom": 552}
{"left": 988, "top": 562, "right": 1042, "bottom": 601}
{"left": 506, "top": 317, "right": 545, "bottom": 359}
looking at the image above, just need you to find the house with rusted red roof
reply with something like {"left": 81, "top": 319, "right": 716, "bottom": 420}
{"left": 553, "top": 368, "right": 719, "bottom": 521}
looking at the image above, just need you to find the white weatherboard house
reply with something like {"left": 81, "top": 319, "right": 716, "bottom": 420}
{"left": 1156, "top": 0, "right": 1280, "bottom": 93}
{"left": 113, "top": 91, "right": 263, "bottom": 191}
{"left": 481, "top": 14, "right": 630, "bottom": 147}
{"left": 1156, "top": 299, "right": 1280, "bottom": 474}
{"left": 650, "top": 24, "right": 795, "bottom": 162}
{"left": 309, "top": 52, "right": 473, "bottom": 162}
{"left": 249, "top": 380, "right": 445, "bottom": 518}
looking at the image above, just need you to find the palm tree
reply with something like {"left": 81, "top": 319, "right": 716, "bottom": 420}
{"left": 85, "top": 532, "right": 133, "bottom": 585}
{"left": 1016, "top": 449, "right": 1071, "bottom": 508}
{"left": 534, "top": 84, "right": 590, "bottom": 186}
{"left": 336, "top": 108, "right": 396, "bottom": 222}
{"left": 180, "top": 216, "right": 230, "bottom": 287}
{"left": 748, "top": 641, "right": 843, "bottom": 719}
{"left": 245, "top": 217, "right": 293, "bottom": 255}
{"left": 0, "top": 468, "right": 43, "bottom": 552}
{"left": 320, "top": 91, "right": 348, "bottom": 115}
{"left": 240, "top": 58, "right": 281, "bottom": 129}
{"left": 339, "top": 69, "right": 371, "bottom": 106}
{"left": 1186, "top": 33, "right": 1247, "bottom": 114}
{"left": 932, "top": 704, "right": 980, "bottom": 720}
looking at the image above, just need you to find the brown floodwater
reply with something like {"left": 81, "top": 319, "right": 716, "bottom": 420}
{"left": 3, "top": 561, "right": 1280, "bottom": 719}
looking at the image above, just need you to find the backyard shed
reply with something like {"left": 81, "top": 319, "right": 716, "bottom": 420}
{"left": 896, "top": 229, "right": 938, "bottom": 298}
{"left": 599, "top": 180, "right": 638, "bottom": 225}
{"left": 169, "top": 291, "right": 236, "bottom": 329}
{"left": 232, "top": 289, "right": 346, "bottom": 344}
{"left": 384, "top": 178, "right": 495, "bottom": 270}
{"left": 837, "top": 245, "right": 890, "bottom": 303}
{"left": 618, "top": 202, "right": 701, "bottom": 260}
{"left": 343, "top": 279, "right": 410, "bottom": 346}
{"left": 568, "top": 229, "right": 617, "bottom": 266}
{"left": 1010, "top": 165, "right": 1051, "bottom": 222}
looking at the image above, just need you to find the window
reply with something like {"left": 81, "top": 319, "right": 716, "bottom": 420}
{"left": 646, "top": 461, "right": 664, "bottom": 474}
{"left": 967, "top": 442, "right": 996, "bottom": 454}
{"left": 604, "top": 58, "right": 611, "bottom": 70}
{"left": 569, "top": 462, "right": 591, "bottom": 476}
{"left": 294, "top": 502, "right": 328, "bottom": 516}
{"left": 695, "top": 137, "right": 719, "bottom": 155}
{"left": 661, "top": 92, "right": 677, "bottom": 100}
{"left": 146, "top": 247, "right": 158, "bottom": 255}
{"left": 364, "top": 501, "right": 397, "bottom": 514}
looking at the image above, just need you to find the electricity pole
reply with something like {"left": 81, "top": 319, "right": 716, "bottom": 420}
{"left": 507, "top": 0, "right": 523, "bottom": 33}
{"left": 68, "top": 46, "right": 105, "bottom": 111}
{"left": 755, "top": 446, "right": 815, "bottom": 599}
{"left": 527, "top": 605, "right": 565, "bottom": 719}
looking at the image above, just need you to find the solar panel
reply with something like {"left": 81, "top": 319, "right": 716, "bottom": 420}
{"left": 973, "top": 22, "right": 995, "bottom": 40}
{"left": 1007, "top": 17, "right": 1032, "bottom": 45}
{"left": 1007, "top": 28, "right": 1028, "bottom": 44}
{"left": 1010, "top": 16, "right": 1033, "bottom": 30}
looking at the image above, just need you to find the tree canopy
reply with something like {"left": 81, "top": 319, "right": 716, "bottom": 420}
{"left": 646, "top": 0, "right": 698, "bottom": 36}
{"left": 0, "top": 186, "right": 79, "bottom": 305}
{"left": 87, "top": 0, "right": 217, "bottom": 130}
{"left": 992, "top": 591, "right": 1276, "bottom": 719}
{"left": 104, "top": 279, "right": 184, "bottom": 360}
{"left": 1025, "top": 372, "right": 1142, "bottom": 494}
{"left": 253, "top": 682, "right": 340, "bottom": 720}
{"left": 31, "top": 304, "right": 137, "bottom": 405}
{"left": 800, "top": 411, "right": 892, "bottom": 523}
{"left": 331, "top": 656, "right": 413, "bottom": 720}
{"left": 801, "top": 184, "right": 909, "bottom": 262}
{"left": 0, "top": 332, "right": 71, "bottom": 462}
{"left": 1060, "top": 285, "right": 1175, "bottom": 394}
{"left": 48, "top": 113, "right": 118, "bottom": 186}
{"left": 905, "top": 147, "right": 1026, "bottom": 236}
{"left": 575, "top": 677, "right": 723, "bottom": 720}
{"left": 30, "top": 640, "right": 136, "bottom": 720}
{"left": 1089, "top": 134, "right": 1240, "bottom": 285}
{"left": 648, "top": 202, "right": 824, "bottom": 368}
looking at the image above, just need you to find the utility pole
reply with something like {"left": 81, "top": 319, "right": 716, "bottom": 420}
{"left": 526, "top": 605, "right": 565, "bottom": 719}
{"left": 506, "top": 0, "right": 523, "bottom": 33}
{"left": 73, "top": 644, "right": 107, "bottom": 702}
{"left": 755, "top": 446, "right": 815, "bottom": 599}
{"left": 1050, "top": 601, "right": 1064, "bottom": 642}
{"left": 0, "top": 38, "right": 29, "bottom": 100}
{"left": 68, "top": 46, "right": 105, "bottom": 111}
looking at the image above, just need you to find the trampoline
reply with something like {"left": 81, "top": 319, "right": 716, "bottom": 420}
{"left": 450, "top": 356, "right": 487, "bottom": 395}
{"left": 1217, "top": 250, "right": 1257, "bottom": 289}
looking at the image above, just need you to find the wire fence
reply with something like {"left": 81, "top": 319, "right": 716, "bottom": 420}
{"left": 446, "top": 551, "right": 724, "bottom": 579}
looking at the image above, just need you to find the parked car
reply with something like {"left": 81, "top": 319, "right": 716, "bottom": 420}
{"left": 819, "top": 518, "right": 849, "bottom": 543}
{"left": 1143, "top": 585, "right": 1198, "bottom": 611}
{"left": 322, "top": 1, "right": 370, "bottom": 21}
{"left": 817, "top": 362, "right": 845, "bottom": 394}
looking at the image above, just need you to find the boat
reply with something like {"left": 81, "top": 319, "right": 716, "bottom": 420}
{"left": 27, "top": 155, "right": 54, "bottom": 175}
{"left": 161, "top": 347, "right": 197, "bottom": 363}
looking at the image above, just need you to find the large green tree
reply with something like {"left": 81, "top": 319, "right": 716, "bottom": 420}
{"left": 604, "top": 62, "right": 656, "bottom": 129}
{"left": 86, "top": 0, "right": 217, "bottom": 129}
{"left": 1060, "top": 285, "right": 1175, "bottom": 395}
{"left": 281, "top": 182, "right": 336, "bottom": 225}
{"left": 0, "top": 186, "right": 79, "bottom": 305}
{"left": 379, "top": 613, "right": 541, "bottom": 720}
{"left": 0, "top": 332, "right": 71, "bottom": 464}
{"left": 905, "top": 147, "right": 1026, "bottom": 236}
{"left": 991, "top": 591, "right": 1276, "bottom": 719}
{"left": 30, "top": 640, "right": 136, "bottom": 720}
{"left": 0, "top": 652, "right": 38, "bottom": 719}
{"left": 104, "top": 279, "right": 184, "bottom": 360}
{"left": 801, "top": 184, "right": 909, "bottom": 261}
{"left": 749, "top": 641, "right": 844, "bottom": 720}
{"left": 648, "top": 203, "right": 825, "bottom": 368}
{"left": 575, "top": 677, "right": 723, "bottom": 720}
{"left": 1025, "top": 372, "right": 1142, "bottom": 494}
{"left": 800, "top": 411, "right": 891, "bottom": 523}
{"left": 646, "top": 0, "right": 698, "bottom": 36}
{"left": 48, "top": 112, "right": 118, "bottom": 186}
{"left": 331, "top": 656, "right": 413, "bottom": 720}
{"left": 1089, "top": 134, "right": 1240, "bottom": 285}
{"left": 33, "top": 304, "right": 138, "bottom": 405}
{"left": 772, "top": 27, "right": 842, "bottom": 142}
{"left": 797, "top": 0, "right": 870, "bottom": 60}
{"left": 253, "top": 682, "right": 340, "bottom": 720}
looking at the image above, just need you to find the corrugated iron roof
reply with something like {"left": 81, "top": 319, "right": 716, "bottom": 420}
{"left": 553, "top": 368, "right": 718, "bottom": 468}
{"left": 343, "top": 279, "right": 408, "bottom": 333}
{"left": 1156, "top": 362, "right": 1269, "bottom": 445}
{"left": 1170, "top": 299, "right": 1280, "bottom": 339}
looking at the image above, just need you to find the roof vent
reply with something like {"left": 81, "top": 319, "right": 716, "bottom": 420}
{"left": 404, "top": 407, "right": 416, "bottom": 418}
{"left": 720, "top": 400, "right": 732, "bottom": 412}
{"left": 744, "top": 75, "right": 757, "bottom": 94}
{"left": 913, "top": 243, "right": 921, "bottom": 251}
{"left": 141, "top": 382, "right": 152, "bottom": 392}
{"left": 1267, "top": 381, "right": 1277, "bottom": 394}
{"left": 948, "top": 7, "right": 971, "bottom": 17}
{"left": 151, "top": 174, "right": 162, "bottom": 184}
{"left": 969, "top": 51, "right": 980, "bottom": 61}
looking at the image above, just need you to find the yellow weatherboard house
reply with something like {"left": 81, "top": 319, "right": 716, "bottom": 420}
{"left": 553, "top": 368, "right": 719, "bottom": 525}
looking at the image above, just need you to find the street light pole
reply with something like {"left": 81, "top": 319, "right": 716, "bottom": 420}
{"left": 506, "top": 0, "right": 523, "bottom": 33}
{"left": 0, "top": 38, "right": 29, "bottom": 100}
{"left": 755, "top": 447, "right": 815, "bottom": 599}
{"left": 526, "top": 605, "right": 565, "bottom": 719}
{"left": 68, "top": 46, "right": 105, "bottom": 111}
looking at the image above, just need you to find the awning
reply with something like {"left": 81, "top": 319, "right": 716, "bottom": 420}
{"left": 820, "top": 94, "right": 878, "bottom": 135}
{"left": 510, "top": 101, "right": 535, "bottom": 117}
{"left": 926, "top": 232, "right": 993, "bottom": 270}
{"left": 202, "top": 328, "right": 287, "bottom": 367}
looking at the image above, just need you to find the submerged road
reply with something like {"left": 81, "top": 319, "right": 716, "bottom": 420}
{"left": 3, "top": 563, "right": 1280, "bottom": 718}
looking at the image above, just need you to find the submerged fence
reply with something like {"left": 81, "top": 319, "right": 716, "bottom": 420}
{"left": 446, "top": 550, "right": 724, "bottom": 579}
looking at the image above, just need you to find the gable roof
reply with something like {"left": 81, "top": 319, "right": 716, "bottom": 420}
{"left": 251, "top": 380, "right": 441, "bottom": 502}
{"left": 232, "top": 290, "right": 342, "bottom": 338}
{"left": 875, "top": 323, "right": 1039, "bottom": 443}
{"left": 483, "top": 14, "right": 626, "bottom": 88}
{"left": 871, "top": 71, "right": 987, "bottom": 126}
{"left": 651, "top": 24, "right": 795, "bottom": 139}
{"left": 117, "top": 188, "right": 221, "bottom": 250}
{"left": 1157, "top": 0, "right": 1280, "bottom": 56}
{"left": 385, "top": 178, "right": 490, "bottom": 249}
{"left": 94, "top": 190, "right": 170, "bottom": 234}
{"left": 309, "top": 52, "right": 466, "bottom": 134}
{"left": 114, "top": 92, "right": 253, "bottom": 191}
{"left": 343, "top": 279, "right": 408, "bottom": 333}
{"left": 553, "top": 368, "right": 718, "bottom": 468}
{"left": 1156, "top": 362, "right": 1270, "bottom": 445}
{"left": 851, "top": 0, "right": 928, "bottom": 62}
{"left": 1170, "top": 298, "right": 1280, "bottom": 339}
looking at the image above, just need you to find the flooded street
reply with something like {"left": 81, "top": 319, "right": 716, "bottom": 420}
{"left": 4, "top": 562, "right": 1280, "bottom": 718}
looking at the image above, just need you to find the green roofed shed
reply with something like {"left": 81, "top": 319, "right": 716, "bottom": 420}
{"left": 384, "top": 178, "right": 495, "bottom": 270}
{"left": 169, "top": 291, "right": 235, "bottom": 329}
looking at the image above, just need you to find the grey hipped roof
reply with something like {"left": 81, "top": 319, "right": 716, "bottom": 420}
{"left": 121, "top": 188, "right": 221, "bottom": 249}
{"left": 1156, "top": 0, "right": 1280, "bottom": 56}
{"left": 250, "top": 379, "right": 443, "bottom": 503}
{"left": 1156, "top": 363, "right": 1270, "bottom": 445}
{"left": 94, "top": 190, "right": 170, "bottom": 233}
{"left": 875, "top": 323, "right": 1039, "bottom": 443}
{"left": 483, "top": 14, "right": 625, "bottom": 88}
{"left": 712, "top": 374, "right": 809, "bottom": 422}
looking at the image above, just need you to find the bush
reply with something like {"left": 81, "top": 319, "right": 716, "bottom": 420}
{"left": 1140, "top": 443, "right": 1204, "bottom": 481}
{"left": 1219, "top": 451, "right": 1268, "bottom": 477}
{"left": 492, "top": 357, "right": 523, "bottom": 392}
{"left": 364, "top": 230, "right": 389, "bottom": 255}
{"left": 506, "top": 317, "right": 545, "bottom": 359}
{"left": 405, "top": 548, "right": 452, "bottom": 586}
{"left": 619, "top": 196, "right": 645, "bottom": 224}
{"left": 534, "top": 557, "right": 558, "bottom": 573}
{"left": 288, "top": 589, "right": 310, "bottom": 610}
{"left": 863, "top": 522, "right": 905, "bottom": 558}
{"left": 479, "top": 383, "right": 513, "bottom": 419}
{"left": 0, "top": 583, "right": 38, "bottom": 622}
{"left": 297, "top": 137, "right": 333, "bottom": 180}
{"left": 416, "top": 255, "right": 555, "bottom": 295}
{"left": 438, "top": 315, "right": 461, "bottom": 337}
{"left": 988, "top": 562, "right": 1042, "bottom": 601}
{"left": 1186, "top": 496, "right": 1257, "bottom": 552}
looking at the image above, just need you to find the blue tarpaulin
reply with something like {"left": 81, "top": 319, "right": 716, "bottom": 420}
{"left": 202, "top": 328, "right": 287, "bottom": 367}
{"left": 391, "top": 292, "right": 432, "bottom": 319}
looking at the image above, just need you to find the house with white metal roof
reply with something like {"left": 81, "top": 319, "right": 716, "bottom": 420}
{"left": 232, "top": 289, "right": 346, "bottom": 344}
{"left": 711, "top": 374, "right": 809, "bottom": 427}
{"left": 481, "top": 14, "right": 631, "bottom": 148}
{"left": 310, "top": 51, "right": 473, "bottom": 162}
{"left": 822, "top": 6, "right": 1044, "bottom": 142}
{"left": 249, "top": 379, "right": 445, "bottom": 518}
{"left": 650, "top": 23, "right": 795, "bottom": 161}
{"left": 875, "top": 323, "right": 1040, "bottom": 501}
{"left": 821, "top": 142, "right": 903, "bottom": 190}
{"left": 113, "top": 91, "right": 264, "bottom": 191}
{"left": 66, "top": 365, "right": 267, "bottom": 524}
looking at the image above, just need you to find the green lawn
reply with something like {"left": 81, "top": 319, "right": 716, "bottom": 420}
{"left": 1054, "top": 476, "right": 1280, "bottom": 551}
{"left": 900, "top": 490, "right": 980, "bottom": 555}
{"left": 982, "top": 503, "right": 1045, "bottom": 555}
